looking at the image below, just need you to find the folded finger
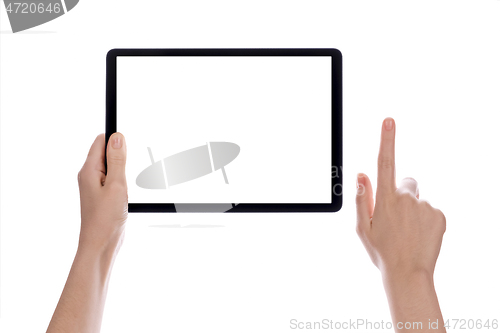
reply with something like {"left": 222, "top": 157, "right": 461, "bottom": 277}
{"left": 399, "top": 177, "right": 419, "bottom": 198}
{"left": 80, "top": 134, "right": 106, "bottom": 186}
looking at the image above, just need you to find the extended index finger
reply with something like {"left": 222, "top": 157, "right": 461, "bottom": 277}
{"left": 376, "top": 118, "right": 397, "bottom": 197}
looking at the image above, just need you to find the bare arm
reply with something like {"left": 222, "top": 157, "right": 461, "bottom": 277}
{"left": 47, "top": 133, "right": 128, "bottom": 333}
{"left": 356, "top": 118, "right": 446, "bottom": 333}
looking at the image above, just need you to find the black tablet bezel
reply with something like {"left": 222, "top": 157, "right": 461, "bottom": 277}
{"left": 105, "top": 48, "right": 342, "bottom": 213}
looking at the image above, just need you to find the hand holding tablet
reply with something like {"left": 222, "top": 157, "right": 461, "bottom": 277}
{"left": 48, "top": 132, "right": 127, "bottom": 333}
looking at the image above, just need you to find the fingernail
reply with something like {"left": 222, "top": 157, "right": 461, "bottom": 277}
{"left": 384, "top": 118, "right": 394, "bottom": 131}
{"left": 112, "top": 136, "right": 122, "bottom": 149}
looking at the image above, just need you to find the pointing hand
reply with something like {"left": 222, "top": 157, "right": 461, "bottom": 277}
{"left": 355, "top": 118, "right": 446, "bottom": 332}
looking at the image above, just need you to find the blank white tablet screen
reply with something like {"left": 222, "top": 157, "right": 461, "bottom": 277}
{"left": 117, "top": 56, "right": 332, "bottom": 203}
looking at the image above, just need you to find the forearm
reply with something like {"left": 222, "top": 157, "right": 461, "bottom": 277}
{"left": 382, "top": 270, "right": 446, "bottom": 333}
{"left": 47, "top": 239, "right": 121, "bottom": 333}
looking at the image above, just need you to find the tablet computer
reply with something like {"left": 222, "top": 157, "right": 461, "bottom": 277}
{"left": 105, "top": 48, "right": 342, "bottom": 213}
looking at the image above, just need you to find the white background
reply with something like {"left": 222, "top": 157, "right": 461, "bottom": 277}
{"left": 1, "top": 1, "right": 499, "bottom": 332}
{"left": 118, "top": 56, "right": 332, "bottom": 203}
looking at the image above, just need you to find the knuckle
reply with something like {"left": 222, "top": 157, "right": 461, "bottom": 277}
{"left": 420, "top": 199, "right": 432, "bottom": 208}
{"left": 78, "top": 167, "right": 90, "bottom": 182}
{"left": 378, "top": 156, "right": 394, "bottom": 170}
{"left": 435, "top": 208, "right": 447, "bottom": 232}
{"left": 106, "top": 180, "right": 127, "bottom": 193}
{"left": 108, "top": 154, "right": 126, "bottom": 166}
{"left": 355, "top": 224, "right": 364, "bottom": 236}
{"left": 418, "top": 198, "right": 429, "bottom": 207}
{"left": 402, "top": 177, "right": 418, "bottom": 186}
{"left": 398, "top": 191, "right": 416, "bottom": 203}
{"left": 402, "top": 176, "right": 417, "bottom": 182}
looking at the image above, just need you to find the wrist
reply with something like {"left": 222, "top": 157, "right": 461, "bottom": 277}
{"left": 382, "top": 267, "right": 435, "bottom": 292}
{"left": 74, "top": 235, "right": 122, "bottom": 285}
{"left": 380, "top": 261, "right": 434, "bottom": 284}
{"left": 381, "top": 268, "right": 445, "bottom": 332}
{"left": 77, "top": 226, "right": 125, "bottom": 263}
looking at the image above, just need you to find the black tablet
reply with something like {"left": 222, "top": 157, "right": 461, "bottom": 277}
{"left": 105, "top": 49, "right": 342, "bottom": 213}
